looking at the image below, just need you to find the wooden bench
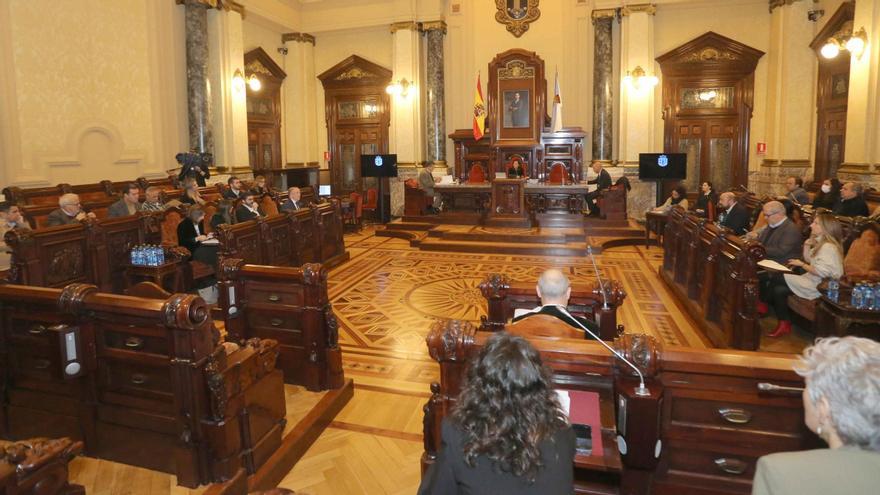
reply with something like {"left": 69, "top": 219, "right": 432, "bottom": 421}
{"left": 477, "top": 273, "right": 626, "bottom": 340}
{"left": 0, "top": 283, "right": 286, "bottom": 487}
{"left": 0, "top": 437, "right": 84, "bottom": 495}
{"left": 422, "top": 320, "right": 816, "bottom": 495}
{"left": 3, "top": 177, "right": 177, "bottom": 207}
{"left": 218, "top": 261, "right": 344, "bottom": 391}
{"left": 20, "top": 196, "right": 118, "bottom": 229}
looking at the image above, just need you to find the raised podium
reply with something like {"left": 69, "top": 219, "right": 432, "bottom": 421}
{"left": 487, "top": 178, "right": 529, "bottom": 227}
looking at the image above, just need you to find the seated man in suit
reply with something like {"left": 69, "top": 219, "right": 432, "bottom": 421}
{"left": 280, "top": 187, "right": 303, "bottom": 212}
{"left": 717, "top": 192, "right": 750, "bottom": 236}
{"left": 832, "top": 182, "right": 869, "bottom": 217}
{"left": 418, "top": 162, "right": 439, "bottom": 213}
{"left": 107, "top": 183, "right": 142, "bottom": 218}
{"left": 234, "top": 192, "right": 263, "bottom": 222}
{"left": 46, "top": 193, "right": 96, "bottom": 227}
{"left": 746, "top": 200, "right": 803, "bottom": 264}
{"left": 780, "top": 176, "right": 810, "bottom": 205}
{"left": 223, "top": 176, "right": 244, "bottom": 200}
{"left": 510, "top": 269, "right": 599, "bottom": 340}
{"left": 585, "top": 160, "right": 612, "bottom": 216}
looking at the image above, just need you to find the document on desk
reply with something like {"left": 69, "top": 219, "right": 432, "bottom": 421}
{"left": 201, "top": 238, "right": 220, "bottom": 246}
{"left": 757, "top": 259, "right": 792, "bottom": 273}
{"left": 556, "top": 389, "right": 604, "bottom": 456}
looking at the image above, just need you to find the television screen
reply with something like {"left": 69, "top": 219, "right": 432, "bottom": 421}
{"left": 638, "top": 153, "right": 687, "bottom": 180}
{"left": 318, "top": 185, "right": 331, "bottom": 196}
{"left": 360, "top": 154, "right": 398, "bottom": 178}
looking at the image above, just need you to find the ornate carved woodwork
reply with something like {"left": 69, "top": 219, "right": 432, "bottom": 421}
{"left": 810, "top": 2, "right": 854, "bottom": 180}
{"left": 318, "top": 56, "right": 392, "bottom": 196}
{"left": 494, "top": 0, "right": 541, "bottom": 38}
{"left": 245, "top": 48, "right": 286, "bottom": 175}
{"left": 656, "top": 32, "right": 764, "bottom": 193}
{"left": 0, "top": 437, "right": 84, "bottom": 495}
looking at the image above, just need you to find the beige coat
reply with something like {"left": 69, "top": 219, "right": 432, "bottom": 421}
{"left": 752, "top": 446, "right": 880, "bottom": 495}
{"left": 655, "top": 197, "right": 688, "bottom": 213}
{"left": 783, "top": 242, "right": 843, "bottom": 300}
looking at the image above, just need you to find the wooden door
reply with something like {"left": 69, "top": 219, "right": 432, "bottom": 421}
{"left": 245, "top": 48, "right": 286, "bottom": 179}
{"left": 672, "top": 118, "right": 738, "bottom": 194}
{"left": 318, "top": 55, "right": 392, "bottom": 197}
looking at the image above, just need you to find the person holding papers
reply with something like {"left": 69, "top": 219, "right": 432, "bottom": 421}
{"left": 758, "top": 212, "right": 844, "bottom": 338}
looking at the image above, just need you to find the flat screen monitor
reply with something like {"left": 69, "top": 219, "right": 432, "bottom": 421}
{"left": 360, "top": 154, "right": 398, "bottom": 178}
{"left": 318, "top": 184, "right": 332, "bottom": 196}
{"left": 638, "top": 153, "right": 687, "bottom": 181}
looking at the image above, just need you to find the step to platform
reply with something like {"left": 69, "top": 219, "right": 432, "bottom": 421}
{"left": 425, "top": 230, "right": 583, "bottom": 244}
{"left": 415, "top": 238, "right": 590, "bottom": 256}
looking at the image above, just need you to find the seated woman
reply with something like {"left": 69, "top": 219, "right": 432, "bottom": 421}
{"left": 752, "top": 336, "right": 880, "bottom": 495}
{"left": 179, "top": 178, "right": 206, "bottom": 206}
{"left": 694, "top": 181, "right": 718, "bottom": 216}
{"left": 211, "top": 200, "right": 233, "bottom": 229}
{"left": 507, "top": 159, "right": 526, "bottom": 178}
{"left": 652, "top": 184, "right": 689, "bottom": 213}
{"left": 811, "top": 178, "right": 841, "bottom": 210}
{"left": 251, "top": 175, "right": 271, "bottom": 196}
{"left": 759, "top": 212, "right": 844, "bottom": 338}
{"left": 177, "top": 206, "right": 219, "bottom": 298}
{"left": 418, "top": 332, "right": 574, "bottom": 495}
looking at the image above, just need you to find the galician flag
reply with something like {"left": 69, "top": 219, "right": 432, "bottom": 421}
{"left": 551, "top": 69, "right": 563, "bottom": 133}
{"left": 473, "top": 73, "right": 486, "bottom": 141}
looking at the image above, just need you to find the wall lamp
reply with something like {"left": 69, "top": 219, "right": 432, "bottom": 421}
{"left": 623, "top": 66, "right": 659, "bottom": 92}
{"left": 232, "top": 69, "right": 262, "bottom": 92}
{"left": 386, "top": 78, "right": 413, "bottom": 98}
{"left": 821, "top": 26, "right": 868, "bottom": 60}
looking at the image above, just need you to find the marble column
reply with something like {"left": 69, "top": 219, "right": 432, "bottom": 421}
{"left": 207, "top": 6, "right": 249, "bottom": 172}
{"left": 282, "top": 33, "right": 318, "bottom": 169}
{"left": 423, "top": 21, "right": 446, "bottom": 166}
{"left": 184, "top": 0, "right": 213, "bottom": 155}
{"left": 591, "top": 12, "right": 614, "bottom": 162}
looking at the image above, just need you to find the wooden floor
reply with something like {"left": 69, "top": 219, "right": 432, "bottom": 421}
{"left": 67, "top": 224, "right": 810, "bottom": 494}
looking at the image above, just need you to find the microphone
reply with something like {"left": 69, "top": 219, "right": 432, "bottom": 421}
{"left": 587, "top": 245, "right": 610, "bottom": 310}
{"left": 557, "top": 306, "right": 650, "bottom": 397}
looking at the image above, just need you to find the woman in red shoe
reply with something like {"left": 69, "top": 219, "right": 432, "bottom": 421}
{"left": 763, "top": 212, "right": 844, "bottom": 337}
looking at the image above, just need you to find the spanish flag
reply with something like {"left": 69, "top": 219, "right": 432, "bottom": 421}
{"left": 473, "top": 74, "right": 486, "bottom": 141}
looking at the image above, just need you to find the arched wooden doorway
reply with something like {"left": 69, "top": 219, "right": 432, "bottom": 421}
{"left": 245, "top": 48, "right": 286, "bottom": 179}
{"left": 657, "top": 32, "right": 764, "bottom": 194}
{"left": 810, "top": 2, "right": 854, "bottom": 181}
{"left": 318, "top": 56, "right": 391, "bottom": 197}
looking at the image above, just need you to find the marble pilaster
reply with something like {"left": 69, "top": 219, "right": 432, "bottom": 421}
{"left": 591, "top": 13, "right": 614, "bottom": 162}
{"left": 423, "top": 22, "right": 446, "bottom": 166}
{"left": 185, "top": 0, "right": 213, "bottom": 154}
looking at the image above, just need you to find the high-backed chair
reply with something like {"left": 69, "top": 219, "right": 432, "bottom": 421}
{"left": 547, "top": 162, "right": 569, "bottom": 184}
{"left": 467, "top": 163, "right": 487, "bottom": 183}
{"left": 363, "top": 188, "right": 378, "bottom": 219}
{"left": 344, "top": 192, "right": 363, "bottom": 230}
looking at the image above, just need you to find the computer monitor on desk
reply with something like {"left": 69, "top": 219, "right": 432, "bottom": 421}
{"left": 318, "top": 185, "right": 331, "bottom": 197}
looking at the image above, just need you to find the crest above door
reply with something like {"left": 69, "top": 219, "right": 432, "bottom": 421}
{"left": 318, "top": 55, "right": 393, "bottom": 89}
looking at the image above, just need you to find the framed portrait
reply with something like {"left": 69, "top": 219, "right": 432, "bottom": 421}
{"left": 502, "top": 90, "right": 530, "bottom": 128}
{"left": 831, "top": 73, "right": 849, "bottom": 99}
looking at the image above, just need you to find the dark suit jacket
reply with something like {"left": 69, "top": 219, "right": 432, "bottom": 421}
{"left": 45, "top": 208, "right": 80, "bottom": 227}
{"left": 223, "top": 189, "right": 243, "bottom": 200}
{"left": 234, "top": 205, "right": 262, "bottom": 223}
{"left": 832, "top": 197, "right": 869, "bottom": 217}
{"left": 787, "top": 187, "right": 810, "bottom": 205}
{"left": 177, "top": 219, "right": 205, "bottom": 254}
{"left": 719, "top": 202, "right": 750, "bottom": 236}
{"left": 587, "top": 169, "right": 612, "bottom": 191}
{"left": 752, "top": 446, "right": 880, "bottom": 495}
{"left": 178, "top": 163, "right": 209, "bottom": 187}
{"left": 107, "top": 198, "right": 139, "bottom": 218}
{"left": 418, "top": 418, "right": 575, "bottom": 495}
{"left": 512, "top": 305, "right": 599, "bottom": 340}
{"left": 812, "top": 192, "right": 838, "bottom": 210}
{"left": 757, "top": 219, "right": 803, "bottom": 264}
{"left": 280, "top": 199, "right": 302, "bottom": 212}
{"left": 695, "top": 192, "right": 717, "bottom": 212}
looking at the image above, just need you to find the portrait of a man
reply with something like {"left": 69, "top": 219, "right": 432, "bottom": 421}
{"left": 503, "top": 90, "right": 529, "bottom": 128}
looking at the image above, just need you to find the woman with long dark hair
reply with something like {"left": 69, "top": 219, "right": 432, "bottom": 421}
{"left": 695, "top": 181, "right": 718, "bottom": 214}
{"left": 652, "top": 184, "right": 689, "bottom": 213}
{"left": 418, "top": 332, "right": 574, "bottom": 494}
{"left": 811, "top": 178, "right": 841, "bottom": 210}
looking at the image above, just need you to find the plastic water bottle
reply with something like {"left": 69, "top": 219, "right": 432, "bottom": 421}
{"left": 149, "top": 245, "right": 158, "bottom": 266}
{"left": 827, "top": 279, "right": 840, "bottom": 303}
{"left": 864, "top": 284, "right": 876, "bottom": 311}
{"left": 157, "top": 246, "right": 165, "bottom": 265}
{"left": 133, "top": 245, "right": 143, "bottom": 266}
{"left": 851, "top": 283, "right": 864, "bottom": 309}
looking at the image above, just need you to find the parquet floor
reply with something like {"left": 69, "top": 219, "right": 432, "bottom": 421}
{"left": 68, "top": 225, "right": 809, "bottom": 495}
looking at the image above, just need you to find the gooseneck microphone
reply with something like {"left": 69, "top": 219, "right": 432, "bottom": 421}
{"left": 587, "top": 245, "right": 610, "bottom": 310}
{"left": 558, "top": 306, "right": 650, "bottom": 397}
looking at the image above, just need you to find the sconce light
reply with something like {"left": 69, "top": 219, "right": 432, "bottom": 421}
{"left": 386, "top": 78, "right": 413, "bottom": 98}
{"left": 821, "top": 26, "right": 868, "bottom": 60}
{"left": 623, "top": 66, "right": 659, "bottom": 92}
{"left": 698, "top": 89, "right": 717, "bottom": 102}
{"left": 247, "top": 74, "right": 262, "bottom": 92}
{"left": 232, "top": 69, "right": 246, "bottom": 93}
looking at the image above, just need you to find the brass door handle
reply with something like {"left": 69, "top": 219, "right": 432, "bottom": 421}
{"left": 714, "top": 458, "right": 748, "bottom": 475}
{"left": 718, "top": 407, "right": 752, "bottom": 424}
{"left": 270, "top": 318, "right": 283, "bottom": 327}
{"left": 124, "top": 337, "right": 144, "bottom": 349}
{"left": 130, "top": 374, "right": 148, "bottom": 385}
{"left": 28, "top": 325, "right": 46, "bottom": 335}
{"left": 267, "top": 294, "right": 280, "bottom": 302}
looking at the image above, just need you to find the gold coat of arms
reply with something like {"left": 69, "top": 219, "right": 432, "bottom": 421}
{"left": 495, "top": 0, "right": 541, "bottom": 38}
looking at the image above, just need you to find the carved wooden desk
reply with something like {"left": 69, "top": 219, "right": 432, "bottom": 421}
{"left": 124, "top": 261, "right": 184, "bottom": 293}
{"left": 645, "top": 211, "right": 668, "bottom": 248}
{"left": 524, "top": 183, "right": 589, "bottom": 215}
{"left": 815, "top": 295, "right": 880, "bottom": 341}
{"left": 0, "top": 437, "right": 84, "bottom": 495}
{"left": 435, "top": 183, "right": 491, "bottom": 213}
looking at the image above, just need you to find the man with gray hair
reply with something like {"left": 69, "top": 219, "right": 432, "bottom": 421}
{"left": 511, "top": 269, "right": 599, "bottom": 339}
{"left": 832, "top": 182, "right": 869, "bottom": 217}
{"left": 717, "top": 191, "right": 750, "bottom": 236}
{"left": 747, "top": 200, "right": 803, "bottom": 264}
{"left": 45, "top": 193, "right": 96, "bottom": 227}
